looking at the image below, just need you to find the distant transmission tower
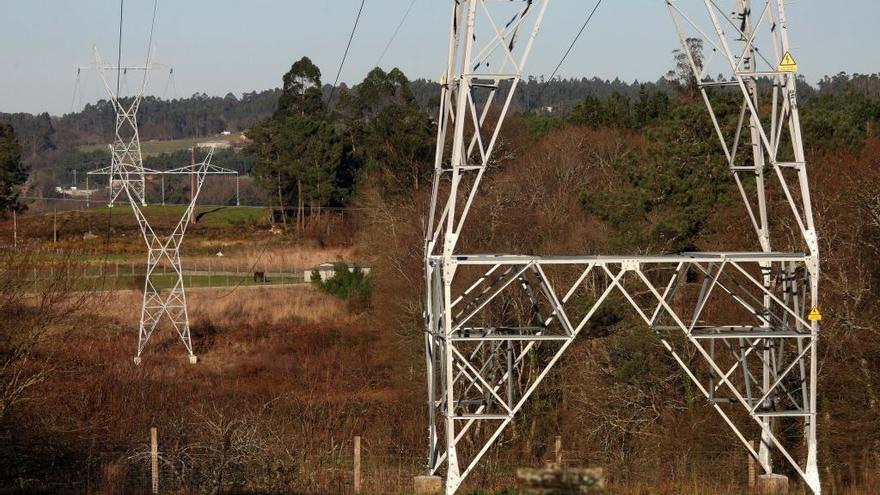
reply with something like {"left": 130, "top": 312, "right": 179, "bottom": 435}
{"left": 85, "top": 46, "right": 155, "bottom": 206}
{"left": 84, "top": 42, "right": 237, "bottom": 363}
{"left": 423, "top": 1, "right": 821, "bottom": 494}
{"left": 90, "top": 149, "right": 236, "bottom": 364}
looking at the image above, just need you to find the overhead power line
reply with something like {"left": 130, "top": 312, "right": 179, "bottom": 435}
{"left": 376, "top": 0, "right": 418, "bottom": 68}
{"left": 104, "top": 0, "right": 126, "bottom": 291}
{"left": 145, "top": 0, "right": 158, "bottom": 62}
{"left": 116, "top": 0, "right": 125, "bottom": 98}
{"left": 327, "top": 0, "right": 368, "bottom": 108}
{"left": 548, "top": 0, "right": 604, "bottom": 81}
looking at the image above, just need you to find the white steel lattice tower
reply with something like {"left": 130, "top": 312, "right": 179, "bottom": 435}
{"left": 86, "top": 49, "right": 237, "bottom": 363}
{"left": 423, "top": 1, "right": 821, "bottom": 493}
{"left": 90, "top": 47, "right": 152, "bottom": 206}
{"left": 90, "top": 149, "right": 237, "bottom": 364}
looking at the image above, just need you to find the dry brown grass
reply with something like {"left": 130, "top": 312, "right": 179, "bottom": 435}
{"left": 186, "top": 245, "right": 356, "bottom": 273}
{"left": 105, "top": 285, "right": 351, "bottom": 327}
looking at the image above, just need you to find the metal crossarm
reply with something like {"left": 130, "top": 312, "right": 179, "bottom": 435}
{"left": 424, "top": 1, "right": 821, "bottom": 494}
{"left": 82, "top": 47, "right": 158, "bottom": 206}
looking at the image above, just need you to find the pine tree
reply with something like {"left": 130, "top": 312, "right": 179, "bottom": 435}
{"left": 0, "top": 123, "right": 28, "bottom": 218}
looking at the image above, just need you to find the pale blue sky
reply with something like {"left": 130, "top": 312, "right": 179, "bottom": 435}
{"left": 1, "top": 0, "right": 877, "bottom": 115}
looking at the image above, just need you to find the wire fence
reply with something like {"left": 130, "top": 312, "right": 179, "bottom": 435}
{"left": 96, "top": 446, "right": 522, "bottom": 495}
{"left": 25, "top": 259, "right": 310, "bottom": 292}
{"left": 90, "top": 439, "right": 748, "bottom": 495}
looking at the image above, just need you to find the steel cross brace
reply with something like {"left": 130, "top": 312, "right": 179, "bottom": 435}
{"left": 428, "top": 257, "right": 817, "bottom": 492}
{"left": 425, "top": 1, "right": 821, "bottom": 494}
{"left": 93, "top": 148, "right": 235, "bottom": 363}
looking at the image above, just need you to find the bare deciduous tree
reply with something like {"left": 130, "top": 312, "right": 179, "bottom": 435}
{"left": 0, "top": 251, "right": 105, "bottom": 423}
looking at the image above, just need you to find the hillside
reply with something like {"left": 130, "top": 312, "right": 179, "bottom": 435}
{"left": 1, "top": 52, "right": 880, "bottom": 495}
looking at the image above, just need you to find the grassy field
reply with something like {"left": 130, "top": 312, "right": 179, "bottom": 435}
{"left": 13, "top": 204, "right": 352, "bottom": 290}
{"left": 28, "top": 268, "right": 305, "bottom": 291}
{"left": 80, "top": 137, "right": 204, "bottom": 157}
{"left": 79, "top": 135, "right": 246, "bottom": 157}
{"left": 84, "top": 204, "right": 269, "bottom": 227}
{"left": 30, "top": 204, "right": 270, "bottom": 231}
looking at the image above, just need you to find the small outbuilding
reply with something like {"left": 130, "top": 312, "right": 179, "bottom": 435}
{"left": 308, "top": 262, "right": 372, "bottom": 282}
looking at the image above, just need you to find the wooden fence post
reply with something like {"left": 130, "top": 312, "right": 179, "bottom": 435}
{"left": 748, "top": 440, "right": 756, "bottom": 492}
{"left": 353, "top": 435, "right": 362, "bottom": 493}
{"left": 555, "top": 435, "right": 562, "bottom": 466}
{"left": 150, "top": 427, "right": 159, "bottom": 494}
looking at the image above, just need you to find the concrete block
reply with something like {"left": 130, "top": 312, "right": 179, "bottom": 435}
{"left": 757, "top": 473, "right": 789, "bottom": 495}
{"left": 189, "top": 355, "right": 199, "bottom": 364}
{"left": 517, "top": 466, "right": 605, "bottom": 493}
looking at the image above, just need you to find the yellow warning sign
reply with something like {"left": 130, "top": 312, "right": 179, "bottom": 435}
{"left": 778, "top": 51, "right": 798, "bottom": 73}
{"left": 808, "top": 307, "right": 822, "bottom": 322}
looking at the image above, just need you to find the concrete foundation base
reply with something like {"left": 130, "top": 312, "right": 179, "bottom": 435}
{"left": 189, "top": 355, "right": 199, "bottom": 364}
{"left": 757, "top": 474, "right": 789, "bottom": 494}
{"left": 133, "top": 356, "right": 142, "bottom": 365}
{"left": 517, "top": 466, "right": 605, "bottom": 493}
{"left": 413, "top": 475, "right": 443, "bottom": 494}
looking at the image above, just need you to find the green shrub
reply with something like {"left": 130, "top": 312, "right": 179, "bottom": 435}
{"left": 312, "top": 262, "right": 372, "bottom": 312}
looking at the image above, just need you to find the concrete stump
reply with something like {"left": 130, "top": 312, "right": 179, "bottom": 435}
{"left": 189, "top": 355, "right": 199, "bottom": 364}
{"left": 757, "top": 474, "right": 789, "bottom": 494}
{"left": 413, "top": 475, "right": 443, "bottom": 494}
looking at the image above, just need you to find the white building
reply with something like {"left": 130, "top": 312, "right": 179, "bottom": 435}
{"left": 307, "top": 262, "right": 372, "bottom": 282}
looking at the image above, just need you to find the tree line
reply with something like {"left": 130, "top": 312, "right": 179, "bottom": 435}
{"left": 243, "top": 57, "right": 434, "bottom": 230}
{"left": 3, "top": 69, "right": 879, "bottom": 154}
{"left": 1, "top": 57, "right": 879, "bottom": 220}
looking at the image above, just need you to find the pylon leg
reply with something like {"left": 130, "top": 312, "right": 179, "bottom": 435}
{"left": 424, "top": 2, "right": 822, "bottom": 494}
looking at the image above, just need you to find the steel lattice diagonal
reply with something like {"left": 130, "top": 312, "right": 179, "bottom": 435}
{"left": 82, "top": 43, "right": 238, "bottom": 364}
{"left": 93, "top": 148, "right": 237, "bottom": 363}
{"left": 86, "top": 46, "right": 156, "bottom": 207}
{"left": 423, "top": 1, "right": 821, "bottom": 494}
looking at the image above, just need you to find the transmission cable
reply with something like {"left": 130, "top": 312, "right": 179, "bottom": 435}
{"left": 375, "top": 0, "right": 417, "bottom": 68}
{"left": 327, "top": 0, "right": 368, "bottom": 108}
{"left": 101, "top": 0, "right": 126, "bottom": 292}
{"left": 115, "top": 0, "right": 125, "bottom": 98}
{"left": 161, "top": 68, "right": 176, "bottom": 100}
{"left": 70, "top": 69, "right": 82, "bottom": 113}
{"left": 547, "top": 0, "right": 604, "bottom": 82}
{"left": 145, "top": 0, "right": 158, "bottom": 61}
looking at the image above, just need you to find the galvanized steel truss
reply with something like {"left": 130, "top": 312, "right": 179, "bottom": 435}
{"left": 423, "top": 1, "right": 820, "bottom": 493}
{"left": 88, "top": 46, "right": 156, "bottom": 206}
{"left": 86, "top": 49, "right": 237, "bottom": 362}
{"left": 91, "top": 149, "right": 237, "bottom": 363}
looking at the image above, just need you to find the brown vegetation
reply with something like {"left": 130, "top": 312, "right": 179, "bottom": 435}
{"left": 1, "top": 132, "right": 879, "bottom": 494}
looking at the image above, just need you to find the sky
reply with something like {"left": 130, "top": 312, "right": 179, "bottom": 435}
{"left": 1, "top": 0, "right": 878, "bottom": 116}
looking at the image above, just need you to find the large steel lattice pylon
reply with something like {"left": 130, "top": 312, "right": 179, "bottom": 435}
{"left": 91, "top": 149, "right": 237, "bottom": 364}
{"left": 423, "top": 1, "right": 821, "bottom": 493}
{"left": 130, "top": 150, "right": 236, "bottom": 363}
{"left": 86, "top": 47, "right": 237, "bottom": 363}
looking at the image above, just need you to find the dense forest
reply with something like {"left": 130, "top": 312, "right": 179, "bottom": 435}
{"left": 2, "top": 68, "right": 879, "bottom": 203}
